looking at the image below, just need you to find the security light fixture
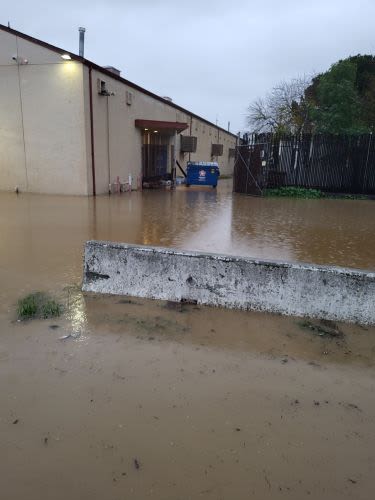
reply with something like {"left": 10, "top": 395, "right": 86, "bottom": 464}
{"left": 144, "top": 128, "right": 149, "bottom": 131}
{"left": 153, "top": 130, "right": 158, "bottom": 133}
{"left": 61, "top": 54, "right": 72, "bottom": 60}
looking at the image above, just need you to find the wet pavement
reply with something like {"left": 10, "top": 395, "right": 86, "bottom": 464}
{"left": 0, "top": 181, "right": 374, "bottom": 499}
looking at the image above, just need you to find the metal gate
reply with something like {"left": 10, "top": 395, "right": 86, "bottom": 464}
{"left": 233, "top": 144, "right": 265, "bottom": 195}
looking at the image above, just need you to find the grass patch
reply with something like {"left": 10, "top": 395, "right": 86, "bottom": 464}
{"left": 17, "top": 292, "right": 62, "bottom": 320}
{"left": 264, "top": 187, "right": 323, "bottom": 199}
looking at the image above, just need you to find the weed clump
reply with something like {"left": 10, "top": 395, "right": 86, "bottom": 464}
{"left": 17, "top": 292, "right": 62, "bottom": 320}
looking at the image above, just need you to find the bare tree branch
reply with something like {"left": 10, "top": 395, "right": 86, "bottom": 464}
{"left": 247, "top": 75, "right": 313, "bottom": 134}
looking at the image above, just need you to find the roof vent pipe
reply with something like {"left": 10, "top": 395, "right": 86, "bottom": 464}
{"left": 78, "top": 27, "right": 86, "bottom": 58}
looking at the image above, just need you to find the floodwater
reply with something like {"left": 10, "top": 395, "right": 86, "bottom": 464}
{"left": 0, "top": 181, "right": 375, "bottom": 500}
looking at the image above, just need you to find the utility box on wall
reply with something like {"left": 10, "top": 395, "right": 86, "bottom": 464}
{"left": 180, "top": 136, "right": 198, "bottom": 153}
{"left": 211, "top": 144, "right": 224, "bottom": 156}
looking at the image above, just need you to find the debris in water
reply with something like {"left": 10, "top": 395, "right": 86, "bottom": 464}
{"left": 49, "top": 324, "right": 60, "bottom": 330}
{"left": 59, "top": 334, "right": 73, "bottom": 340}
{"left": 12, "top": 419, "right": 19, "bottom": 425}
{"left": 299, "top": 320, "right": 343, "bottom": 338}
{"left": 308, "top": 361, "right": 321, "bottom": 368}
{"left": 134, "top": 458, "right": 140, "bottom": 470}
{"left": 341, "top": 402, "right": 362, "bottom": 412}
{"left": 348, "top": 478, "right": 357, "bottom": 484}
{"left": 117, "top": 298, "right": 141, "bottom": 305}
{"left": 58, "top": 333, "right": 80, "bottom": 341}
{"left": 263, "top": 470, "right": 271, "bottom": 490}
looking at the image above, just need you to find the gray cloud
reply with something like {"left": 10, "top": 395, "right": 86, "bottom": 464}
{"left": 2, "top": 0, "right": 375, "bottom": 132}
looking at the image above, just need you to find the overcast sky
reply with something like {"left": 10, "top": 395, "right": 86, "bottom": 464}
{"left": 2, "top": 0, "right": 375, "bottom": 132}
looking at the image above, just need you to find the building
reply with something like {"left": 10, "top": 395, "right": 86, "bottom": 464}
{"left": 0, "top": 24, "right": 238, "bottom": 195}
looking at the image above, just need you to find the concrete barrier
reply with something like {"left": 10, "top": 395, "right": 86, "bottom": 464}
{"left": 82, "top": 241, "right": 375, "bottom": 325}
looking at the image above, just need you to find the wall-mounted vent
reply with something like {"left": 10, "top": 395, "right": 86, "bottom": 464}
{"left": 126, "top": 91, "right": 133, "bottom": 106}
{"left": 211, "top": 144, "right": 224, "bottom": 156}
{"left": 97, "top": 78, "right": 110, "bottom": 96}
{"left": 181, "top": 136, "right": 197, "bottom": 153}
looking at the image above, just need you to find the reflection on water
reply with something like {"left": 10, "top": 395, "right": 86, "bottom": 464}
{"left": 0, "top": 180, "right": 374, "bottom": 306}
{"left": 65, "top": 285, "right": 89, "bottom": 340}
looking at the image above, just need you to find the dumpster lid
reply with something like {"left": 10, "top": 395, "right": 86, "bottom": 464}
{"left": 187, "top": 161, "right": 219, "bottom": 167}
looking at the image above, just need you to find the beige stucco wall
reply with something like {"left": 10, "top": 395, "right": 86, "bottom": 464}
{"left": 87, "top": 67, "right": 237, "bottom": 194}
{"left": 0, "top": 31, "right": 88, "bottom": 195}
{"left": 0, "top": 28, "right": 236, "bottom": 196}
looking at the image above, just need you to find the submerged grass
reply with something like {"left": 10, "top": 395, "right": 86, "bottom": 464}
{"left": 264, "top": 187, "right": 370, "bottom": 200}
{"left": 17, "top": 292, "right": 62, "bottom": 320}
{"left": 264, "top": 187, "right": 323, "bottom": 199}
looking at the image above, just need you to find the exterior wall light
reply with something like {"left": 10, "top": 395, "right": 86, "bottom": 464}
{"left": 61, "top": 54, "right": 72, "bottom": 60}
{"left": 153, "top": 130, "right": 158, "bottom": 133}
{"left": 144, "top": 128, "right": 149, "bottom": 131}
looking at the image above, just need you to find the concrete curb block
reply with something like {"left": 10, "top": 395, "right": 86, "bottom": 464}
{"left": 82, "top": 241, "right": 375, "bottom": 325}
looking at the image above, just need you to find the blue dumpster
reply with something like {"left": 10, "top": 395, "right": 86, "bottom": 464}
{"left": 186, "top": 162, "right": 220, "bottom": 188}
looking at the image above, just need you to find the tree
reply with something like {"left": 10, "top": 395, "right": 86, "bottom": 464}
{"left": 247, "top": 76, "right": 312, "bottom": 134}
{"left": 309, "top": 60, "right": 364, "bottom": 133}
{"left": 247, "top": 55, "right": 375, "bottom": 135}
{"left": 306, "top": 55, "right": 375, "bottom": 134}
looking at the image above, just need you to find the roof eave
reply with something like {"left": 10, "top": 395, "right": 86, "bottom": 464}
{"left": 0, "top": 24, "right": 238, "bottom": 139}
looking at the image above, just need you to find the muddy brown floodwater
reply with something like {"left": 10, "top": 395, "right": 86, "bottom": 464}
{"left": 0, "top": 181, "right": 375, "bottom": 500}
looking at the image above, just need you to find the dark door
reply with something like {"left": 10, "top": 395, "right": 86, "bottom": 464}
{"left": 142, "top": 144, "right": 168, "bottom": 181}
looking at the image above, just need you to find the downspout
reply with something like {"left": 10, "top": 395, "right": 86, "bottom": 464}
{"left": 106, "top": 95, "right": 111, "bottom": 191}
{"left": 172, "top": 130, "right": 177, "bottom": 187}
{"left": 189, "top": 115, "right": 193, "bottom": 162}
{"left": 88, "top": 66, "right": 96, "bottom": 196}
{"left": 15, "top": 36, "right": 28, "bottom": 191}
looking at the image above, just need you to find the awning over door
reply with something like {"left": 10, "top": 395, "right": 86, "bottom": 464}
{"left": 135, "top": 119, "right": 189, "bottom": 134}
